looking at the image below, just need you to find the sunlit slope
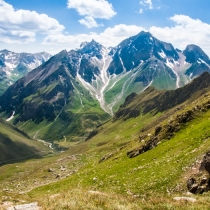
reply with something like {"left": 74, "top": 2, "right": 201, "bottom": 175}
{"left": 1, "top": 73, "right": 210, "bottom": 209}
{"left": 18, "top": 77, "right": 210, "bottom": 209}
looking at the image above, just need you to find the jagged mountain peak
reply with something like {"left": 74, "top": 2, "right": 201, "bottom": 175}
{"left": 107, "top": 30, "right": 179, "bottom": 75}
{"left": 0, "top": 49, "right": 52, "bottom": 95}
{"left": 135, "top": 31, "right": 155, "bottom": 43}
{"left": 116, "top": 30, "right": 153, "bottom": 49}
{"left": 78, "top": 39, "right": 104, "bottom": 59}
{"left": 0, "top": 49, "right": 12, "bottom": 53}
{"left": 80, "top": 39, "right": 103, "bottom": 49}
{"left": 183, "top": 44, "right": 209, "bottom": 64}
{"left": 136, "top": 30, "right": 152, "bottom": 36}
{"left": 54, "top": 49, "right": 68, "bottom": 59}
{"left": 1, "top": 31, "right": 210, "bottom": 142}
{"left": 80, "top": 41, "right": 89, "bottom": 49}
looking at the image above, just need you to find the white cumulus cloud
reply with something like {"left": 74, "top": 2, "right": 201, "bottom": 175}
{"left": 139, "top": 8, "right": 144, "bottom": 14}
{"left": 43, "top": 24, "right": 145, "bottom": 52}
{"left": 67, "top": 0, "right": 116, "bottom": 19}
{"left": 150, "top": 15, "right": 210, "bottom": 55}
{"left": 42, "top": 15, "right": 210, "bottom": 56}
{"left": 79, "top": 16, "right": 103, "bottom": 28}
{"left": 0, "top": 0, "right": 64, "bottom": 43}
{"left": 140, "top": 0, "right": 153, "bottom": 9}
{"left": 67, "top": 0, "right": 116, "bottom": 28}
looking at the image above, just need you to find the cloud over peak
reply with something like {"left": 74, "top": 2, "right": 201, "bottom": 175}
{"left": 150, "top": 15, "right": 210, "bottom": 54}
{"left": 43, "top": 24, "right": 145, "bottom": 49}
{"left": 43, "top": 15, "right": 210, "bottom": 56}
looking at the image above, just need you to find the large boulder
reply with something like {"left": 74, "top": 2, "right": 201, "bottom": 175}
{"left": 187, "top": 150, "right": 210, "bottom": 194}
{"left": 200, "top": 151, "right": 210, "bottom": 174}
{"left": 187, "top": 176, "right": 210, "bottom": 194}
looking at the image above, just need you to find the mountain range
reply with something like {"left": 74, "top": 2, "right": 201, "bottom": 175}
{"left": 0, "top": 49, "right": 51, "bottom": 95}
{"left": 1, "top": 71, "right": 210, "bottom": 209}
{"left": 2, "top": 31, "right": 210, "bottom": 209}
{"left": 0, "top": 31, "right": 210, "bottom": 141}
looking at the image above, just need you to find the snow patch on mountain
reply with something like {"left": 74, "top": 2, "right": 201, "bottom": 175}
{"left": 0, "top": 50, "right": 51, "bottom": 93}
{"left": 199, "top": 58, "right": 210, "bottom": 68}
{"left": 1, "top": 50, "right": 51, "bottom": 72}
{"left": 158, "top": 50, "right": 166, "bottom": 59}
{"left": 107, "top": 71, "right": 137, "bottom": 115}
{"left": 4, "top": 62, "right": 17, "bottom": 70}
{"left": 76, "top": 47, "right": 113, "bottom": 115}
{"left": 165, "top": 52, "right": 191, "bottom": 88}
{"left": 119, "top": 56, "right": 127, "bottom": 72}
{"left": 6, "top": 111, "right": 15, "bottom": 121}
{"left": 27, "top": 60, "right": 42, "bottom": 70}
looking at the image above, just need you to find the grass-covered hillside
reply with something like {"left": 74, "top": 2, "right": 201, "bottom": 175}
{"left": 0, "top": 118, "right": 51, "bottom": 166}
{"left": 1, "top": 73, "right": 210, "bottom": 209}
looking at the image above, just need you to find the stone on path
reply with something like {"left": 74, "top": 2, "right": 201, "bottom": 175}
{"left": 7, "top": 202, "right": 40, "bottom": 210}
{"left": 173, "top": 197, "right": 196, "bottom": 203}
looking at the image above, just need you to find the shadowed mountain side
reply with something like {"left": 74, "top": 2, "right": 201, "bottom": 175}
{"left": 115, "top": 72, "right": 210, "bottom": 120}
{"left": 0, "top": 119, "right": 51, "bottom": 166}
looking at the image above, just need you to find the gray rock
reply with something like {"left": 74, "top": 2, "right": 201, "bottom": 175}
{"left": 173, "top": 197, "right": 196, "bottom": 202}
{"left": 187, "top": 176, "right": 210, "bottom": 194}
{"left": 200, "top": 151, "right": 210, "bottom": 174}
{"left": 7, "top": 202, "right": 40, "bottom": 210}
{"left": 155, "top": 125, "right": 162, "bottom": 136}
{"left": 56, "top": 174, "right": 61, "bottom": 179}
{"left": 48, "top": 168, "right": 54, "bottom": 172}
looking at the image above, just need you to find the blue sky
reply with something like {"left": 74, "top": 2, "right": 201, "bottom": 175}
{"left": 1, "top": 0, "right": 210, "bottom": 56}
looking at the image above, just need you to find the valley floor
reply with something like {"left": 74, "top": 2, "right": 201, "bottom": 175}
{"left": 2, "top": 79, "right": 210, "bottom": 209}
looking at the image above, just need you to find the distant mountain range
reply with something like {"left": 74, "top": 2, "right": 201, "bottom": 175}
{"left": 0, "top": 50, "right": 51, "bottom": 94}
{"left": 0, "top": 31, "right": 210, "bottom": 141}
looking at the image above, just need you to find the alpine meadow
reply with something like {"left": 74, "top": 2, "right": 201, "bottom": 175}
{"left": 1, "top": 0, "right": 210, "bottom": 209}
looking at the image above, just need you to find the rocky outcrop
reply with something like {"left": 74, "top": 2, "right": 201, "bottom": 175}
{"left": 127, "top": 109, "right": 193, "bottom": 158}
{"left": 86, "top": 130, "right": 99, "bottom": 141}
{"left": 200, "top": 151, "right": 210, "bottom": 173}
{"left": 127, "top": 97, "right": 210, "bottom": 158}
{"left": 127, "top": 137, "right": 158, "bottom": 158}
{"left": 187, "top": 151, "right": 210, "bottom": 194}
{"left": 99, "top": 153, "right": 114, "bottom": 163}
{"left": 187, "top": 176, "right": 210, "bottom": 194}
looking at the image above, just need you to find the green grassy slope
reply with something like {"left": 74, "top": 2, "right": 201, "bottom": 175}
{"left": 0, "top": 119, "right": 51, "bottom": 166}
{"left": 1, "top": 74, "right": 210, "bottom": 209}
{"left": 115, "top": 72, "right": 210, "bottom": 121}
{"left": 25, "top": 87, "right": 210, "bottom": 209}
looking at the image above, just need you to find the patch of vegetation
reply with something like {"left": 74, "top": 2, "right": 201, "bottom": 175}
{"left": 2, "top": 74, "right": 210, "bottom": 209}
{"left": 0, "top": 119, "right": 51, "bottom": 166}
